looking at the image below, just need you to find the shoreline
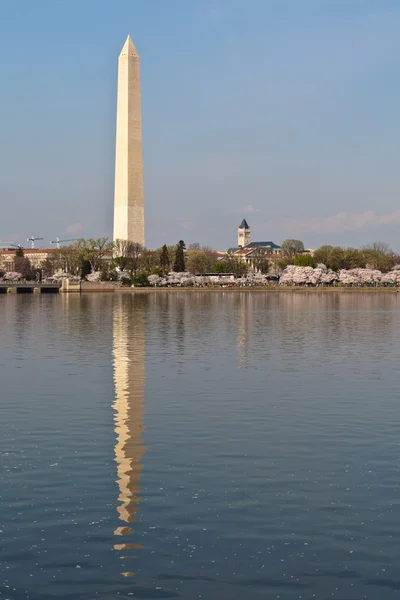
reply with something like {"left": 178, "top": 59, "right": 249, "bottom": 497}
{"left": 79, "top": 285, "right": 400, "bottom": 294}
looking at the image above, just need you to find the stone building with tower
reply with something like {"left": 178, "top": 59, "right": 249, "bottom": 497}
{"left": 225, "top": 219, "right": 281, "bottom": 266}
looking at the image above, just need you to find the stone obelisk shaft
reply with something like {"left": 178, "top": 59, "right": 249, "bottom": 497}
{"left": 113, "top": 35, "right": 145, "bottom": 246}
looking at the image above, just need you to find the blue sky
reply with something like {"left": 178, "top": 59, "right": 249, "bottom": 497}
{"left": 0, "top": 0, "right": 399, "bottom": 250}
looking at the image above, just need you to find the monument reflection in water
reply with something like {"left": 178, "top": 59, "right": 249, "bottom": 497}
{"left": 112, "top": 295, "right": 147, "bottom": 574}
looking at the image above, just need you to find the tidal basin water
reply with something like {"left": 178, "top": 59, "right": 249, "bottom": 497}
{"left": 1, "top": 292, "right": 400, "bottom": 600}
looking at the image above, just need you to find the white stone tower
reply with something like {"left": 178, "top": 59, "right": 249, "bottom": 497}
{"left": 113, "top": 35, "right": 145, "bottom": 246}
{"left": 238, "top": 219, "right": 251, "bottom": 247}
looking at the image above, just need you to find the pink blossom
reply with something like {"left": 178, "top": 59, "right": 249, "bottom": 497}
{"left": 2, "top": 271, "right": 22, "bottom": 281}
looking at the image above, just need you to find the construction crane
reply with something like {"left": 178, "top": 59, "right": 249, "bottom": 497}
{"left": 50, "top": 237, "right": 78, "bottom": 250}
{"left": 27, "top": 236, "right": 44, "bottom": 249}
{"left": 0, "top": 241, "right": 24, "bottom": 250}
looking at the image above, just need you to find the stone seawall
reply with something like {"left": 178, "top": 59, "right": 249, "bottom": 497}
{"left": 77, "top": 284, "right": 400, "bottom": 294}
{"left": 80, "top": 282, "right": 120, "bottom": 292}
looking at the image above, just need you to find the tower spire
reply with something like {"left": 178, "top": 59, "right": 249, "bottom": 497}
{"left": 113, "top": 34, "right": 145, "bottom": 246}
{"left": 119, "top": 34, "right": 139, "bottom": 58}
{"left": 238, "top": 219, "right": 251, "bottom": 248}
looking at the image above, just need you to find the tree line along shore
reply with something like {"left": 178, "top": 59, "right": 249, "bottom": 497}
{"left": 1, "top": 238, "right": 400, "bottom": 289}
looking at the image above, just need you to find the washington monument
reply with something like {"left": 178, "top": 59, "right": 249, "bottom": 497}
{"left": 113, "top": 35, "right": 145, "bottom": 246}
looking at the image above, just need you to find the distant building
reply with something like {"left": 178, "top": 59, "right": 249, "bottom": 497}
{"left": 221, "top": 220, "right": 281, "bottom": 267}
{"left": 0, "top": 249, "right": 56, "bottom": 272}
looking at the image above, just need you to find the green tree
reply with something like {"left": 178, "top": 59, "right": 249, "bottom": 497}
{"left": 100, "top": 266, "right": 119, "bottom": 281}
{"left": 225, "top": 254, "right": 249, "bottom": 277}
{"left": 139, "top": 249, "right": 160, "bottom": 274}
{"left": 113, "top": 239, "right": 132, "bottom": 271}
{"left": 188, "top": 242, "right": 201, "bottom": 250}
{"left": 280, "top": 239, "right": 305, "bottom": 257}
{"left": 132, "top": 272, "right": 150, "bottom": 287}
{"left": 173, "top": 240, "right": 186, "bottom": 272}
{"left": 324, "top": 246, "right": 344, "bottom": 270}
{"left": 15, "top": 247, "right": 24, "bottom": 258}
{"left": 326, "top": 247, "right": 365, "bottom": 270}
{"left": 14, "top": 255, "right": 33, "bottom": 279}
{"left": 126, "top": 243, "right": 143, "bottom": 279}
{"left": 212, "top": 260, "right": 228, "bottom": 273}
{"left": 41, "top": 257, "right": 56, "bottom": 278}
{"left": 313, "top": 245, "right": 334, "bottom": 266}
{"left": 77, "top": 237, "right": 112, "bottom": 272}
{"left": 160, "top": 244, "right": 170, "bottom": 274}
{"left": 293, "top": 254, "right": 316, "bottom": 267}
{"left": 113, "top": 239, "right": 143, "bottom": 278}
{"left": 276, "top": 255, "right": 294, "bottom": 271}
{"left": 362, "top": 242, "right": 394, "bottom": 272}
{"left": 340, "top": 248, "right": 365, "bottom": 269}
{"left": 81, "top": 259, "right": 92, "bottom": 278}
{"left": 187, "top": 250, "right": 218, "bottom": 274}
{"left": 54, "top": 244, "right": 82, "bottom": 274}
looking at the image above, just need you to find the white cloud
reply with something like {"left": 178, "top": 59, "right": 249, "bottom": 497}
{"left": 181, "top": 221, "right": 194, "bottom": 230}
{"left": 264, "top": 210, "right": 400, "bottom": 235}
{"left": 65, "top": 222, "right": 82, "bottom": 235}
{"left": 234, "top": 204, "right": 259, "bottom": 214}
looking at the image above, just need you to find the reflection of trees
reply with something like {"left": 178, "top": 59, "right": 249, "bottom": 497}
{"left": 233, "top": 293, "right": 279, "bottom": 368}
{"left": 152, "top": 294, "right": 186, "bottom": 359}
{"left": 112, "top": 294, "right": 147, "bottom": 569}
{"left": 174, "top": 297, "right": 185, "bottom": 359}
{"left": 60, "top": 293, "right": 115, "bottom": 358}
{"left": 5, "top": 294, "right": 58, "bottom": 362}
{"left": 230, "top": 292, "right": 400, "bottom": 371}
{"left": 12, "top": 295, "right": 35, "bottom": 351}
{"left": 236, "top": 293, "right": 250, "bottom": 368}
{"left": 252, "top": 293, "right": 399, "bottom": 369}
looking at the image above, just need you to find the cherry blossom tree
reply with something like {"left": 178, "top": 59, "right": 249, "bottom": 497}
{"left": 2, "top": 271, "right": 22, "bottom": 281}
{"left": 86, "top": 271, "right": 102, "bottom": 283}
{"left": 338, "top": 268, "right": 382, "bottom": 286}
{"left": 279, "top": 265, "right": 338, "bottom": 286}
{"left": 145, "top": 263, "right": 400, "bottom": 288}
{"left": 381, "top": 266, "right": 400, "bottom": 285}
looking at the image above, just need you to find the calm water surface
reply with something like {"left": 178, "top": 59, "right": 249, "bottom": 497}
{"left": 1, "top": 292, "right": 400, "bottom": 599}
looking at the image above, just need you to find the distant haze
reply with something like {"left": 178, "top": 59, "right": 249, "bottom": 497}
{"left": 0, "top": 0, "right": 399, "bottom": 250}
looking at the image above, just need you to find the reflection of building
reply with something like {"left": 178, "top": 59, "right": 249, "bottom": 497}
{"left": 112, "top": 295, "right": 146, "bottom": 566}
{"left": 236, "top": 294, "right": 250, "bottom": 368}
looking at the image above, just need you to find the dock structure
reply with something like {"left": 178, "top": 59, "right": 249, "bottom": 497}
{"left": 0, "top": 282, "right": 62, "bottom": 294}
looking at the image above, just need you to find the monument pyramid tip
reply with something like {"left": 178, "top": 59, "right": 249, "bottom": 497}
{"left": 120, "top": 34, "right": 138, "bottom": 57}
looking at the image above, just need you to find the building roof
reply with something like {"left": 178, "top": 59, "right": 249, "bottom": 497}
{"left": 226, "top": 246, "right": 281, "bottom": 258}
{"left": 238, "top": 219, "right": 250, "bottom": 229}
{"left": 0, "top": 248, "right": 56, "bottom": 255}
{"left": 245, "top": 241, "right": 280, "bottom": 249}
